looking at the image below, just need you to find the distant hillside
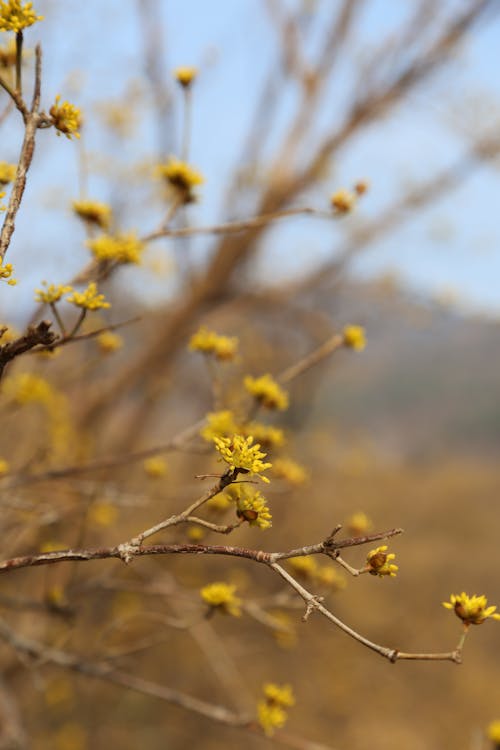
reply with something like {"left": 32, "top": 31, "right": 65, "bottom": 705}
{"left": 306, "top": 277, "right": 500, "bottom": 459}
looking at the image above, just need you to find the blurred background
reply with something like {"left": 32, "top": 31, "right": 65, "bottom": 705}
{"left": 0, "top": 1, "right": 500, "bottom": 749}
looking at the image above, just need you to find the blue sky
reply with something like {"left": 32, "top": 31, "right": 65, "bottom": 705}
{"left": 2, "top": 0, "right": 500, "bottom": 321}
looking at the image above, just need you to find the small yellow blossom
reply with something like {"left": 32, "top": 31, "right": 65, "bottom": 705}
{"left": 200, "top": 582, "right": 242, "bottom": 617}
{"left": 288, "top": 556, "right": 318, "bottom": 580}
{"left": 156, "top": 156, "right": 204, "bottom": 203}
{"left": 87, "top": 232, "right": 144, "bottom": 265}
{"left": 442, "top": 593, "right": 500, "bottom": 626}
{"left": 143, "top": 456, "right": 168, "bottom": 478}
{"left": 3, "top": 371, "right": 54, "bottom": 404}
{"left": 213, "top": 434, "right": 272, "bottom": 482}
{"left": 174, "top": 65, "right": 197, "bottom": 87}
{"left": 0, "top": 457, "right": 9, "bottom": 475}
{"left": 187, "top": 525, "right": 205, "bottom": 542}
{"left": 272, "top": 457, "right": 308, "bottom": 485}
{"left": 49, "top": 95, "right": 81, "bottom": 139}
{"left": 346, "top": 511, "right": 372, "bottom": 536}
{"left": 354, "top": 179, "right": 369, "bottom": 195}
{"left": 316, "top": 565, "right": 347, "bottom": 591}
{"left": 66, "top": 282, "right": 110, "bottom": 311}
{"left": 366, "top": 545, "right": 398, "bottom": 577}
{"left": 201, "top": 410, "right": 240, "bottom": 442}
{"left": 330, "top": 188, "right": 356, "bottom": 213}
{"left": 242, "top": 421, "right": 285, "bottom": 449}
{"left": 35, "top": 281, "right": 72, "bottom": 304}
{"left": 0, "top": 262, "right": 17, "bottom": 285}
{"left": 0, "top": 0, "right": 43, "bottom": 32}
{"left": 97, "top": 330, "right": 123, "bottom": 353}
{"left": 236, "top": 488, "right": 272, "bottom": 530}
{"left": 343, "top": 325, "right": 366, "bottom": 351}
{"left": 88, "top": 501, "right": 118, "bottom": 527}
{"left": 257, "top": 683, "right": 295, "bottom": 736}
{"left": 488, "top": 720, "right": 500, "bottom": 743}
{"left": 189, "top": 326, "right": 238, "bottom": 361}
{"left": 72, "top": 199, "right": 112, "bottom": 230}
{"left": 0, "top": 161, "right": 15, "bottom": 185}
{"left": 244, "top": 374, "right": 289, "bottom": 411}
{"left": 206, "top": 492, "right": 232, "bottom": 513}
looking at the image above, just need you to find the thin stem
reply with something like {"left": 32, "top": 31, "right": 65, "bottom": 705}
{"left": 50, "top": 302, "right": 67, "bottom": 336}
{"left": 15, "top": 31, "right": 23, "bottom": 94}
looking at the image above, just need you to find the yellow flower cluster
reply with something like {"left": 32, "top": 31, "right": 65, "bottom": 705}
{"left": 156, "top": 156, "right": 204, "bottom": 203}
{"left": 272, "top": 457, "right": 308, "bottom": 485}
{"left": 330, "top": 188, "right": 356, "bottom": 213}
{"left": 0, "top": 261, "right": 17, "bottom": 285}
{"left": 189, "top": 326, "right": 238, "bottom": 361}
{"left": 0, "top": 0, "right": 43, "bottom": 32}
{"left": 442, "top": 593, "right": 500, "bottom": 626}
{"left": 66, "top": 282, "right": 110, "bottom": 311}
{"left": 288, "top": 556, "right": 346, "bottom": 590}
{"left": 200, "top": 582, "right": 241, "bottom": 617}
{"left": 97, "top": 330, "right": 123, "bottom": 353}
{"left": 235, "top": 486, "right": 272, "bottom": 530}
{"left": 87, "top": 232, "right": 144, "bottom": 265}
{"left": 346, "top": 511, "right": 372, "bottom": 536}
{"left": 0, "top": 161, "right": 15, "bottom": 185}
{"left": 3, "top": 371, "right": 53, "bottom": 404}
{"left": 244, "top": 374, "right": 289, "bottom": 411}
{"left": 343, "top": 324, "right": 366, "bottom": 351}
{"left": 365, "top": 545, "right": 398, "bottom": 577}
{"left": 72, "top": 199, "right": 112, "bottom": 230}
{"left": 49, "top": 95, "right": 81, "bottom": 139}
{"left": 201, "top": 410, "right": 240, "bottom": 442}
{"left": 257, "top": 683, "right": 295, "bottom": 736}
{"left": 174, "top": 65, "right": 197, "bottom": 87}
{"left": 143, "top": 456, "right": 168, "bottom": 478}
{"left": 35, "top": 282, "right": 72, "bottom": 304}
{"left": 88, "top": 500, "right": 118, "bottom": 528}
{"left": 213, "top": 434, "right": 272, "bottom": 482}
{"left": 241, "top": 421, "right": 285, "bottom": 449}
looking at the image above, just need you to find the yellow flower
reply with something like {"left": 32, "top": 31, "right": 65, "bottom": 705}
{"left": 366, "top": 545, "right": 398, "bottom": 577}
{"left": 0, "top": 457, "right": 9, "bottom": 476}
{"left": 49, "top": 95, "right": 81, "bottom": 139}
{"left": 174, "top": 65, "right": 197, "bottom": 87}
{"left": 35, "top": 281, "right": 72, "bottom": 304}
{"left": 87, "top": 232, "right": 144, "bottom": 265}
{"left": 88, "top": 501, "right": 118, "bottom": 527}
{"left": 201, "top": 410, "right": 240, "bottom": 442}
{"left": 66, "top": 282, "right": 110, "bottom": 311}
{"left": 288, "top": 556, "right": 318, "bottom": 580}
{"left": 442, "top": 593, "right": 500, "bottom": 626}
{"left": 213, "top": 434, "right": 272, "bottom": 482}
{"left": 244, "top": 374, "right": 289, "bottom": 411}
{"left": 206, "top": 492, "right": 232, "bottom": 513}
{"left": 40, "top": 540, "right": 66, "bottom": 553}
{"left": 97, "top": 330, "right": 123, "bottom": 353}
{"left": 72, "top": 199, "right": 112, "bottom": 230}
{"left": 0, "top": 161, "right": 15, "bottom": 185}
{"left": 488, "top": 720, "right": 500, "bottom": 743}
{"left": 0, "top": 262, "right": 17, "bottom": 285}
{"left": 200, "top": 582, "right": 241, "bottom": 617}
{"left": 330, "top": 188, "right": 355, "bottom": 213}
{"left": 143, "top": 456, "right": 168, "bottom": 478}
{"left": 189, "top": 326, "right": 238, "bottom": 361}
{"left": 3, "top": 371, "right": 54, "bottom": 405}
{"left": 257, "top": 683, "right": 295, "bottom": 736}
{"left": 187, "top": 525, "right": 205, "bottom": 542}
{"left": 315, "top": 565, "right": 346, "bottom": 591}
{"left": 156, "top": 156, "right": 204, "bottom": 203}
{"left": 272, "top": 457, "right": 308, "bottom": 485}
{"left": 343, "top": 325, "right": 366, "bottom": 351}
{"left": 241, "top": 421, "right": 285, "bottom": 449}
{"left": 0, "top": 0, "right": 43, "bottom": 32}
{"left": 346, "top": 511, "right": 372, "bottom": 536}
{"left": 236, "top": 487, "right": 272, "bottom": 530}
